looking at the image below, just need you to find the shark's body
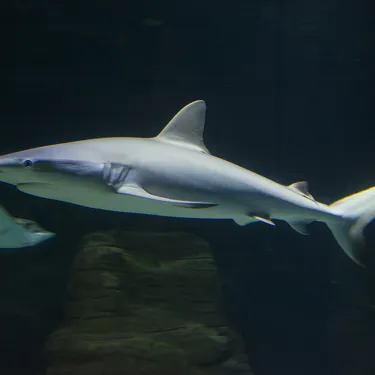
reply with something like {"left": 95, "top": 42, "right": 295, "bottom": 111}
{"left": 3, "top": 137, "right": 334, "bottom": 223}
{"left": 0, "top": 101, "right": 374, "bottom": 265}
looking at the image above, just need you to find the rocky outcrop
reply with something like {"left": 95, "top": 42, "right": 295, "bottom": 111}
{"left": 45, "top": 231, "right": 252, "bottom": 375}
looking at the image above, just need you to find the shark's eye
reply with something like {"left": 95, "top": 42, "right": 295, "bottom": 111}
{"left": 23, "top": 160, "right": 33, "bottom": 168}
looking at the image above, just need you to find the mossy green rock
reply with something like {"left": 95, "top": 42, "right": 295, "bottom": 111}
{"left": 45, "top": 231, "right": 252, "bottom": 375}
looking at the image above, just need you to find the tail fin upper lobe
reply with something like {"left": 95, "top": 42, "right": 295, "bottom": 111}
{"left": 327, "top": 187, "right": 375, "bottom": 267}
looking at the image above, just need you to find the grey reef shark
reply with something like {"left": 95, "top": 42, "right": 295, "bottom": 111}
{"left": 0, "top": 100, "right": 374, "bottom": 266}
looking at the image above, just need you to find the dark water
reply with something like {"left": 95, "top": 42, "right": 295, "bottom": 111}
{"left": 0, "top": 1, "right": 374, "bottom": 374}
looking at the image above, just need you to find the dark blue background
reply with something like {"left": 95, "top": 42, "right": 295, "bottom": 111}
{"left": 0, "top": 1, "right": 374, "bottom": 374}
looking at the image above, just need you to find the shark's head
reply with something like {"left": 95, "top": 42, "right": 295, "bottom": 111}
{"left": 0, "top": 156, "right": 43, "bottom": 186}
{"left": 0, "top": 143, "right": 104, "bottom": 194}
{"left": 13, "top": 218, "right": 55, "bottom": 247}
{"left": 0, "top": 144, "right": 66, "bottom": 186}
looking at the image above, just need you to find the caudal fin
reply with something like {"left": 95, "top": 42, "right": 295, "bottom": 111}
{"left": 327, "top": 187, "right": 375, "bottom": 267}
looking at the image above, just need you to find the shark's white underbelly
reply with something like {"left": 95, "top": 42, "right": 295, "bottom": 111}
{"left": 16, "top": 176, "right": 337, "bottom": 226}
{"left": 17, "top": 180, "right": 241, "bottom": 220}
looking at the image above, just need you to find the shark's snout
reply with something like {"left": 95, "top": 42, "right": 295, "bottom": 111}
{"left": 40, "top": 231, "right": 56, "bottom": 241}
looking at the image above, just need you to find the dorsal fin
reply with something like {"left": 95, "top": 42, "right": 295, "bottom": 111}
{"left": 288, "top": 181, "right": 315, "bottom": 200}
{"left": 155, "top": 100, "right": 210, "bottom": 154}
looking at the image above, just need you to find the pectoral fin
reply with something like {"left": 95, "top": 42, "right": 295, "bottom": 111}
{"left": 116, "top": 184, "right": 217, "bottom": 208}
{"left": 103, "top": 163, "right": 217, "bottom": 208}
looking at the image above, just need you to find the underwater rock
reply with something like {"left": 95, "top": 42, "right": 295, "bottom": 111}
{"left": 45, "top": 231, "right": 252, "bottom": 375}
{"left": 0, "top": 242, "right": 67, "bottom": 375}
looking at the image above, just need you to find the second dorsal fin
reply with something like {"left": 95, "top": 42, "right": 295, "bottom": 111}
{"left": 288, "top": 181, "right": 315, "bottom": 200}
{"left": 155, "top": 100, "right": 210, "bottom": 154}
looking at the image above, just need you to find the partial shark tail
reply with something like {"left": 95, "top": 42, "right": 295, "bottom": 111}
{"left": 327, "top": 186, "right": 375, "bottom": 267}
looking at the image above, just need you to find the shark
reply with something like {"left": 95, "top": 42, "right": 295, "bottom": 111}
{"left": 0, "top": 205, "right": 54, "bottom": 248}
{"left": 0, "top": 100, "right": 373, "bottom": 265}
